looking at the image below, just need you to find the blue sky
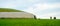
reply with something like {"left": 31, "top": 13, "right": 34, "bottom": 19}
{"left": 0, "top": 0, "right": 60, "bottom": 19}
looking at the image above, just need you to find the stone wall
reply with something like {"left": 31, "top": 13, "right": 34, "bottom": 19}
{"left": 0, "top": 12, "right": 34, "bottom": 18}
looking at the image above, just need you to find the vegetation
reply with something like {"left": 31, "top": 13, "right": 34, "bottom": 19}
{"left": 0, "top": 19, "right": 60, "bottom": 26}
{"left": 0, "top": 8, "right": 59, "bottom": 26}
{"left": 54, "top": 17, "right": 56, "bottom": 19}
{"left": 0, "top": 8, "right": 23, "bottom": 12}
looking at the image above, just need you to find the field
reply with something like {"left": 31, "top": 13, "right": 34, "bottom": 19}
{"left": 0, "top": 19, "right": 60, "bottom": 26}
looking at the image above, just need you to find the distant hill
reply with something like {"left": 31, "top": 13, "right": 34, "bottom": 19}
{"left": 0, "top": 8, "right": 23, "bottom": 12}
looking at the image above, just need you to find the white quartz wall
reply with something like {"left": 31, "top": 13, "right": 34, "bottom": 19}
{"left": 0, "top": 12, "right": 34, "bottom": 18}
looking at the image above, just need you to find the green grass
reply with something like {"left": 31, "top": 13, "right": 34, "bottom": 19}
{"left": 0, "top": 19, "right": 60, "bottom": 26}
{"left": 0, "top": 8, "right": 23, "bottom": 12}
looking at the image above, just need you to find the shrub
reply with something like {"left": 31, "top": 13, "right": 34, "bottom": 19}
{"left": 54, "top": 17, "right": 56, "bottom": 19}
{"left": 1, "top": 17, "right": 5, "bottom": 19}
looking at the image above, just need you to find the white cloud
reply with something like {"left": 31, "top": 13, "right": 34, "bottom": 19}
{"left": 23, "top": 6, "right": 34, "bottom": 13}
{"left": 28, "top": 0, "right": 38, "bottom": 2}
{"left": 33, "top": 3, "right": 48, "bottom": 10}
{"left": 33, "top": 3, "right": 60, "bottom": 11}
{"left": 37, "top": 12, "right": 60, "bottom": 19}
{"left": 48, "top": 3, "right": 60, "bottom": 8}
{"left": 24, "top": 3, "right": 60, "bottom": 19}
{"left": 41, "top": 12, "right": 57, "bottom": 17}
{"left": 0, "top": 0, "right": 60, "bottom": 19}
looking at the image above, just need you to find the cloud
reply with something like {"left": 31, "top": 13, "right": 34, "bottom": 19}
{"left": 48, "top": 3, "right": 60, "bottom": 8}
{"left": 24, "top": 3, "right": 60, "bottom": 19}
{"left": 33, "top": 3, "right": 60, "bottom": 10}
{"left": 0, "top": 0, "right": 60, "bottom": 19}
{"left": 25, "top": 3, "right": 60, "bottom": 12}
{"left": 39, "top": 12, "right": 60, "bottom": 19}
{"left": 32, "top": 3, "right": 48, "bottom": 10}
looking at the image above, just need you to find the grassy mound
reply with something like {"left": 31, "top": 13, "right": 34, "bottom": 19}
{"left": 0, "top": 8, "right": 23, "bottom": 12}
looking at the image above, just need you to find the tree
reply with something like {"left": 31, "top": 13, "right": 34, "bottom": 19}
{"left": 1, "top": 17, "right": 5, "bottom": 19}
{"left": 34, "top": 15, "right": 36, "bottom": 19}
{"left": 54, "top": 17, "right": 56, "bottom": 19}
{"left": 50, "top": 16, "right": 52, "bottom": 19}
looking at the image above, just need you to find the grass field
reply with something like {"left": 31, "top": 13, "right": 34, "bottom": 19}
{"left": 0, "top": 19, "right": 60, "bottom": 26}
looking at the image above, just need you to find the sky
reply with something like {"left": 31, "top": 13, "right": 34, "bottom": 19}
{"left": 0, "top": 0, "right": 60, "bottom": 19}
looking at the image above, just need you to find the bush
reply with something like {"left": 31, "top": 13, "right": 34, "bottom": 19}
{"left": 54, "top": 17, "right": 56, "bottom": 19}
{"left": 1, "top": 17, "right": 5, "bottom": 19}
{"left": 34, "top": 15, "right": 36, "bottom": 19}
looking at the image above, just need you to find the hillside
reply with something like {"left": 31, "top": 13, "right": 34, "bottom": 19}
{"left": 0, "top": 8, "right": 23, "bottom": 12}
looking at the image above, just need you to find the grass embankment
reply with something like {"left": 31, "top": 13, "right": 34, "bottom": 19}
{"left": 0, "top": 19, "right": 60, "bottom": 26}
{"left": 0, "top": 8, "right": 23, "bottom": 12}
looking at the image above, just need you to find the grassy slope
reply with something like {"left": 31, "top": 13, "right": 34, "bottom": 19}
{"left": 0, "top": 19, "right": 60, "bottom": 26}
{"left": 0, "top": 8, "right": 23, "bottom": 12}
